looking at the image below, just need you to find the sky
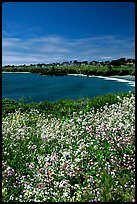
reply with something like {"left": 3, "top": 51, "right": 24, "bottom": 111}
{"left": 2, "top": 2, "right": 135, "bottom": 66}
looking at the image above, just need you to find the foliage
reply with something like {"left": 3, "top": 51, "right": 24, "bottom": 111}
{"left": 2, "top": 91, "right": 134, "bottom": 118}
{"left": 2, "top": 64, "right": 135, "bottom": 76}
{"left": 2, "top": 92, "right": 135, "bottom": 202}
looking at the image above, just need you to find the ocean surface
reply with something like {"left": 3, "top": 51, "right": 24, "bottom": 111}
{"left": 2, "top": 73, "right": 135, "bottom": 103}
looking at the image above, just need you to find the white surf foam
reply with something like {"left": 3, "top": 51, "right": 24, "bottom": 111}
{"left": 67, "top": 74, "right": 135, "bottom": 87}
{"left": 97, "top": 76, "right": 135, "bottom": 87}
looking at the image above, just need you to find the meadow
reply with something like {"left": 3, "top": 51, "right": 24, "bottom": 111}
{"left": 2, "top": 92, "right": 135, "bottom": 202}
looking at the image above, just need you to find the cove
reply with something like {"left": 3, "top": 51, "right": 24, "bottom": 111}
{"left": 2, "top": 73, "right": 135, "bottom": 103}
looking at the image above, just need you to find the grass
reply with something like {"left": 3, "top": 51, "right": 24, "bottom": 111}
{"left": 2, "top": 92, "right": 135, "bottom": 202}
{"left": 2, "top": 91, "right": 134, "bottom": 118}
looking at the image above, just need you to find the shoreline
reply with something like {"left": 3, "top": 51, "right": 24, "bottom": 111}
{"left": 2, "top": 72, "right": 135, "bottom": 81}
{"left": 67, "top": 73, "right": 135, "bottom": 87}
{"left": 2, "top": 71, "right": 30, "bottom": 73}
{"left": 67, "top": 73, "right": 135, "bottom": 81}
{"left": 109, "top": 75, "right": 135, "bottom": 81}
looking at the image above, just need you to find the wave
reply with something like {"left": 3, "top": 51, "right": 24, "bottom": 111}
{"left": 97, "top": 76, "right": 135, "bottom": 87}
{"left": 67, "top": 74, "right": 135, "bottom": 87}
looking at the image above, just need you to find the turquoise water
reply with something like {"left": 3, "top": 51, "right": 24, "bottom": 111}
{"left": 2, "top": 73, "right": 135, "bottom": 102}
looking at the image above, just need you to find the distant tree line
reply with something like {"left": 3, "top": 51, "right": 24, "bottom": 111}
{"left": 110, "top": 58, "right": 135, "bottom": 67}
{"left": 2, "top": 57, "right": 135, "bottom": 68}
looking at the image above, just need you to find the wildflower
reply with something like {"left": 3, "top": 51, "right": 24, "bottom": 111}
{"left": 28, "top": 163, "right": 35, "bottom": 170}
{"left": 2, "top": 187, "right": 7, "bottom": 196}
{"left": 2, "top": 93, "right": 135, "bottom": 202}
{"left": 24, "top": 190, "right": 33, "bottom": 198}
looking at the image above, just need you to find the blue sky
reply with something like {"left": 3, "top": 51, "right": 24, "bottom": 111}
{"left": 2, "top": 2, "right": 135, "bottom": 65}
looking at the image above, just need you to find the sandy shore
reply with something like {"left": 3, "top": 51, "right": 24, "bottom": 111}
{"left": 109, "top": 75, "right": 135, "bottom": 81}
{"left": 68, "top": 73, "right": 135, "bottom": 80}
{"left": 67, "top": 74, "right": 135, "bottom": 87}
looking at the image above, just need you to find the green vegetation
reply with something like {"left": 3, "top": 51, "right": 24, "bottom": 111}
{"left": 2, "top": 91, "right": 134, "bottom": 118}
{"left": 2, "top": 92, "right": 135, "bottom": 202}
{"left": 2, "top": 64, "right": 135, "bottom": 76}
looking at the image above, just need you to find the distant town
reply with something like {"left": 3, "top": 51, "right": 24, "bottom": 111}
{"left": 2, "top": 57, "right": 135, "bottom": 68}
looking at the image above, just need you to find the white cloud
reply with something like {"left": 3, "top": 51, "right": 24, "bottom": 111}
{"left": 2, "top": 38, "right": 22, "bottom": 48}
{"left": 2, "top": 30, "right": 10, "bottom": 37}
{"left": 2, "top": 35, "right": 135, "bottom": 65}
{"left": 101, "top": 56, "right": 112, "bottom": 60}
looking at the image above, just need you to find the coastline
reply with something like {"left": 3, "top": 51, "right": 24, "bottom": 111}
{"left": 68, "top": 73, "right": 135, "bottom": 81}
{"left": 67, "top": 73, "right": 135, "bottom": 87}
{"left": 2, "top": 72, "right": 30, "bottom": 73}
{"left": 2, "top": 72, "right": 135, "bottom": 82}
{"left": 109, "top": 75, "right": 135, "bottom": 81}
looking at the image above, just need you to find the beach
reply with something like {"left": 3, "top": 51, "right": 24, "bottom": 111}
{"left": 68, "top": 73, "right": 135, "bottom": 80}
{"left": 109, "top": 75, "right": 135, "bottom": 81}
